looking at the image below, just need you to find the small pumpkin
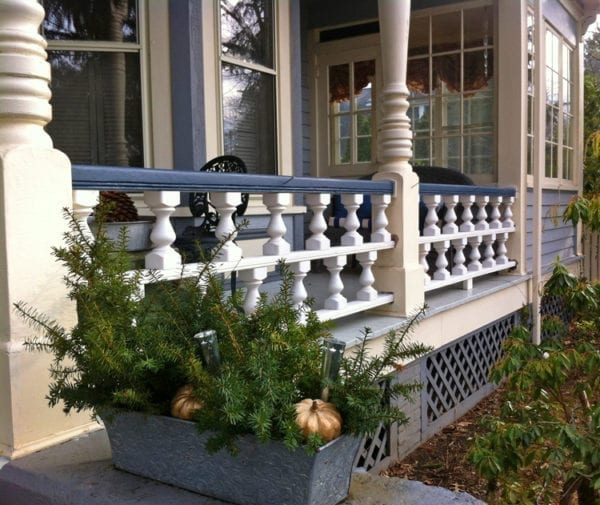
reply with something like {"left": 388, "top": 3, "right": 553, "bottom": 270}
{"left": 170, "top": 384, "right": 203, "bottom": 420}
{"left": 294, "top": 398, "right": 342, "bottom": 442}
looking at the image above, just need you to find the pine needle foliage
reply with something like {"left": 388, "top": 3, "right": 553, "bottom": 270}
{"left": 16, "top": 208, "right": 429, "bottom": 454}
{"left": 328, "top": 308, "right": 431, "bottom": 437}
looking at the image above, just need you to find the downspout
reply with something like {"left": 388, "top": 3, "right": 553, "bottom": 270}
{"left": 531, "top": 0, "right": 545, "bottom": 345}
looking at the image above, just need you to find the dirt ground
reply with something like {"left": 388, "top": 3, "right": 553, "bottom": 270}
{"left": 382, "top": 387, "right": 506, "bottom": 502}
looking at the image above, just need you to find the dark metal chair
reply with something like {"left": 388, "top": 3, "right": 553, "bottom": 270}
{"left": 188, "top": 155, "right": 250, "bottom": 231}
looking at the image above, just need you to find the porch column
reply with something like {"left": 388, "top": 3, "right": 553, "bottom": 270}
{"left": 372, "top": 0, "right": 424, "bottom": 316}
{"left": 0, "top": 0, "right": 97, "bottom": 459}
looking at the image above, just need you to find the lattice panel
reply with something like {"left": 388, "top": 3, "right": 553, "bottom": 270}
{"left": 540, "top": 294, "right": 572, "bottom": 340}
{"left": 354, "top": 379, "right": 392, "bottom": 472}
{"left": 423, "top": 313, "right": 518, "bottom": 436}
{"left": 354, "top": 422, "right": 390, "bottom": 472}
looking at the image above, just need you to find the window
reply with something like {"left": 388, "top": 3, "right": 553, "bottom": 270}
{"left": 407, "top": 5, "right": 495, "bottom": 180}
{"left": 314, "top": 37, "right": 380, "bottom": 178}
{"left": 42, "top": 0, "right": 145, "bottom": 167}
{"left": 328, "top": 60, "right": 376, "bottom": 168}
{"left": 527, "top": 10, "right": 535, "bottom": 175}
{"left": 219, "top": 0, "right": 277, "bottom": 175}
{"left": 544, "top": 28, "right": 574, "bottom": 181}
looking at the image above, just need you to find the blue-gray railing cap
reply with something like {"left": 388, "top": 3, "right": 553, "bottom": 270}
{"left": 72, "top": 165, "right": 395, "bottom": 194}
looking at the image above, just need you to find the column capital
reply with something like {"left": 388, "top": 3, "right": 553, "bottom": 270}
{"left": 0, "top": 0, "right": 52, "bottom": 152}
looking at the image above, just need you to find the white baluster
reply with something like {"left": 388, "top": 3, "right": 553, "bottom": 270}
{"left": 370, "top": 194, "right": 391, "bottom": 242}
{"left": 340, "top": 193, "right": 364, "bottom": 246}
{"left": 451, "top": 237, "right": 468, "bottom": 276}
{"left": 72, "top": 189, "right": 99, "bottom": 242}
{"left": 496, "top": 232, "right": 509, "bottom": 265}
{"left": 467, "top": 236, "right": 483, "bottom": 271}
{"left": 488, "top": 196, "right": 503, "bottom": 230}
{"left": 238, "top": 267, "right": 268, "bottom": 314}
{"left": 482, "top": 233, "right": 497, "bottom": 268}
{"left": 433, "top": 240, "right": 451, "bottom": 280}
{"left": 442, "top": 194, "right": 459, "bottom": 234}
{"left": 356, "top": 251, "right": 377, "bottom": 301}
{"left": 305, "top": 193, "right": 331, "bottom": 250}
{"left": 459, "top": 195, "right": 476, "bottom": 232}
{"left": 263, "top": 193, "right": 291, "bottom": 255}
{"left": 211, "top": 192, "right": 243, "bottom": 262}
{"left": 144, "top": 191, "right": 181, "bottom": 269}
{"left": 291, "top": 261, "right": 310, "bottom": 319}
{"left": 503, "top": 196, "right": 515, "bottom": 228}
{"left": 419, "top": 242, "right": 432, "bottom": 284}
{"left": 422, "top": 194, "right": 441, "bottom": 236}
{"left": 323, "top": 256, "right": 347, "bottom": 309}
{"left": 475, "top": 195, "right": 490, "bottom": 231}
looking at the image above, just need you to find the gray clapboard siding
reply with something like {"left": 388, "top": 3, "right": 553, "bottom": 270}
{"left": 526, "top": 188, "right": 578, "bottom": 272}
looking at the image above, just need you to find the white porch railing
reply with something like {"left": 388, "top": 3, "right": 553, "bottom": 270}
{"left": 72, "top": 166, "right": 518, "bottom": 321}
{"left": 71, "top": 165, "right": 395, "bottom": 322}
{"left": 418, "top": 183, "right": 517, "bottom": 292}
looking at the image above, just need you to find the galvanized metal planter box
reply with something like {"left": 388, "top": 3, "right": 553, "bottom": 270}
{"left": 102, "top": 411, "right": 360, "bottom": 505}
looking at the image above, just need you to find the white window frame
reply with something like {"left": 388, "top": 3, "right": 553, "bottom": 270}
{"left": 44, "top": 0, "right": 173, "bottom": 168}
{"left": 200, "top": 0, "right": 293, "bottom": 177}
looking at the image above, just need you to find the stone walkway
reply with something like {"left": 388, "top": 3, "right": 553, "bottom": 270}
{"left": 0, "top": 429, "right": 485, "bottom": 505}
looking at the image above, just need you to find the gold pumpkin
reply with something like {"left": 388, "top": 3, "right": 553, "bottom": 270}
{"left": 294, "top": 398, "right": 342, "bottom": 442}
{"left": 170, "top": 384, "right": 203, "bottom": 420}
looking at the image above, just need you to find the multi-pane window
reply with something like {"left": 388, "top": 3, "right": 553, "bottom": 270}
{"left": 527, "top": 11, "right": 535, "bottom": 175}
{"left": 328, "top": 60, "right": 375, "bottom": 167}
{"left": 42, "top": 0, "right": 144, "bottom": 167}
{"left": 545, "top": 29, "right": 574, "bottom": 180}
{"left": 220, "top": 0, "right": 277, "bottom": 175}
{"left": 407, "top": 5, "right": 495, "bottom": 179}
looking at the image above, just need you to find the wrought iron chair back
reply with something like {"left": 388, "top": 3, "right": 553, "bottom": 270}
{"left": 188, "top": 155, "right": 250, "bottom": 231}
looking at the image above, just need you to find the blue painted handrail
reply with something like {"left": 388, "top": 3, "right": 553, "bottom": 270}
{"left": 71, "top": 165, "right": 395, "bottom": 195}
{"left": 419, "top": 183, "right": 516, "bottom": 197}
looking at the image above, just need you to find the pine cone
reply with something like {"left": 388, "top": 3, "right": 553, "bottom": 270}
{"left": 96, "top": 191, "right": 139, "bottom": 222}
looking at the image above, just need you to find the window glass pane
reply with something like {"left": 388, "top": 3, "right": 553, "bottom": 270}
{"left": 464, "top": 6, "right": 493, "bottom": 49}
{"left": 464, "top": 134, "right": 493, "bottom": 175}
{"left": 408, "top": 58, "right": 430, "bottom": 94}
{"left": 333, "top": 115, "right": 351, "bottom": 164}
{"left": 527, "top": 136, "right": 533, "bottom": 175}
{"left": 545, "top": 105, "right": 554, "bottom": 141}
{"left": 433, "top": 54, "right": 460, "bottom": 94}
{"left": 357, "top": 111, "right": 371, "bottom": 136}
{"left": 463, "top": 50, "right": 493, "bottom": 92}
{"left": 413, "top": 138, "right": 430, "bottom": 163}
{"left": 329, "top": 64, "right": 351, "bottom": 111}
{"left": 221, "top": 0, "right": 274, "bottom": 68}
{"left": 432, "top": 137, "right": 461, "bottom": 169}
{"left": 408, "top": 100, "right": 430, "bottom": 133}
{"left": 409, "top": 16, "right": 429, "bottom": 56}
{"left": 357, "top": 137, "right": 371, "bottom": 163}
{"left": 338, "top": 138, "right": 351, "bottom": 164}
{"left": 354, "top": 60, "right": 375, "bottom": 110}
{"left": 432, "top": 11, "right": 460, "bottom": 52}
{"left": 464, "top": 91, "right": 493, "bottom": 131}
{"left": 222, "top": 64, "right": 276, "bottom": 174}
{"left": 563, "top": 147, "right": 572, "bottom": 179}
{"left": 42, "top": 0, "right": 137, "bottom": 42}
{"left": 47, "top": 50, "right": 143, "bottom": 166}
{"left": 563, "top": 114, "right": 571, "bottom": 147}
{"left": 442, "top": 95, "right": 461, "bottom": 129}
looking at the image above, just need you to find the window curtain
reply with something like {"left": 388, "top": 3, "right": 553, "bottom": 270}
{"left": 329, "top": 60, "right": 376, "bottom": 103}
{"left": 407, "top": 50, "right": 493, "bottom": 94}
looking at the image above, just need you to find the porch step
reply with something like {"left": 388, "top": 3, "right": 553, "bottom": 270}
{"left": 0, "top": 429, "right": 484, "bottom": 505}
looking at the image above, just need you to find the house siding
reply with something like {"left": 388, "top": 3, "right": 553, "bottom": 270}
{"left": 526, "top": 188, "right": 578, "bottom": 272}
